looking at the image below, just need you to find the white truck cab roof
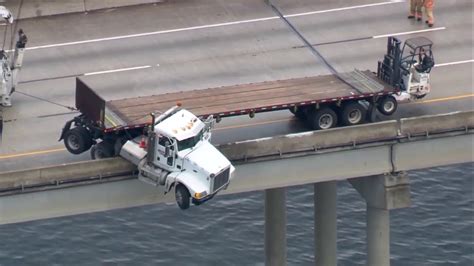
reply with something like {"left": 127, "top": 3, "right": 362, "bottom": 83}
{"left": 155, "top": 109, "right": 205, "bottom": 141}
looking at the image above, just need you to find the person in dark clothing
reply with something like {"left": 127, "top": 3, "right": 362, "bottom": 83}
{"left": 16, "top": 29, "right": 27, "bottom": 49}
{"left": 416, "top": 48, "right": 434, "bottom": 72}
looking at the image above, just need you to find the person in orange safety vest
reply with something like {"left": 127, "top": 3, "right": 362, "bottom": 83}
{"left": 424, "top": 0, "right": 435, "bottom": 27}
{"left": 408, "top": 0, "right": 424, "bottom": 21}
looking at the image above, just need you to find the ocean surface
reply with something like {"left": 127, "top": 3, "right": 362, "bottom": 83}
{"left": 0, "top": 163, "right": 472, "bottom": 265}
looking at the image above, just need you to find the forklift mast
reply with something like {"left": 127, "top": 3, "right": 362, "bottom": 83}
{"left": 377, "top": 37, "right": 402, "bottom": 89}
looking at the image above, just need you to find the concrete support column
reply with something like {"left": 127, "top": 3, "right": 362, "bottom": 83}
{"left": 265, "top": 187, "right": 287, "bottom": 266}
{"left": 314, "top": 181, "right": 337, "bottom": 266}
{"left": 367, "top": 206, "right": 390, "bottom": 266}
{"left": 349, "top": 172, "right": 411, "bottom": 266}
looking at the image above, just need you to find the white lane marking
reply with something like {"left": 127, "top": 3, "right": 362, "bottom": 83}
{"left": 25, "top": 1, "right": 400, "bottom": 50}
{"left": 285, "top": 2, "right": 397, "bottom": 18}
{"left": 84, "top": 65, "right": 151, "bottom": 76}
{"left": 26, "top": 16, "right": 277, "bottom": 50}
{"left": 435, "top": 60, "right": 474, "bottom": 67}
{"left": 80, "top": 59, "right": 470, "bottom": 78}
{"left": 22, "top": 57, "right": 471, "bottom": 81}
{"left": 373, "top": 27, "right": 446, "bottom": 38}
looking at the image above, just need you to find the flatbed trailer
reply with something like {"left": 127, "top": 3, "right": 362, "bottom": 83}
{"left": 105, "top": 70, "right": 396, "bottom": 129}
{"left": 60, "top": 69, "right": 400, "bottom": 157}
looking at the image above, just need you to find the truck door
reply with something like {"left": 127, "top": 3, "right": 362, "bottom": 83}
{"left": 156, "top": 135, "right": 176, "bottom": 170}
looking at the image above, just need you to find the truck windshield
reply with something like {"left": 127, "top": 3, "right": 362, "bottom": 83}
{"left": 177, "top": 129, "right": 204, "bottom": 151}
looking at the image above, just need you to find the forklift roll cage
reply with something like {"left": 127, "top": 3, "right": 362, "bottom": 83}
{"left": 400, "top": 37, "right": 434, "bottom": 74}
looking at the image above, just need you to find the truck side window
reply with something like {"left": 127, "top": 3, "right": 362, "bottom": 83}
{"left": 158, "top": 137, "right": 169, "bottom": 147}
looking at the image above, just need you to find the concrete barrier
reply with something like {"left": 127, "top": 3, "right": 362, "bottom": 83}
{"left": 3, "top": 0, "right": 162, "bottom": 20}
{"left": 218, "top": 121, "right": 399, "bottom": 161}
{"left": 0, "top": 157, "right": 134, "bottom": 189}
{"left": 400, "top": 111, "right": 474, "bottom": 136}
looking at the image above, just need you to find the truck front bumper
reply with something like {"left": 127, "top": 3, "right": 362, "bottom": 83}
{"left": 192, "top": 193, "right": 215, "bottom": 205}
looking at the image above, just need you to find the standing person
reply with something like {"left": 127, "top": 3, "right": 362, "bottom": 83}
{"left": 16, "top": 29, "right": 27, "bottom": 48}
{"left": 424, "top": 0, "right": 435, "bottom": 27}
{"left": 408, "top": 0, "right": 424, "bottom": 21}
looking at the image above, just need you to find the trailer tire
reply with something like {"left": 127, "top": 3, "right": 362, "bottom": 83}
{"left": 341, "top": 102, "right": 366, "bottom": 126}
{"left": 64, "top": 127, "right": 92, "bottom": 154}
{"left": 308, "top": 107, "right": 338, "bottom": 130}
{"left": 377, "top": 96, "right": 397, "bottom": 116}
{"left": 175, "top": 184, "right": 191, "bottom": 210}
{"left": 90, "top": 140, "right": 114, "bottom": 160}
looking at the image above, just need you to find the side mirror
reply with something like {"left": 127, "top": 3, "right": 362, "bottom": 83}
{"left": 204, "top": 115, "right": 215, "bottom": 131}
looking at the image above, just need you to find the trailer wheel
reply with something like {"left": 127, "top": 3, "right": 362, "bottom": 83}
{"left": 377, "top": 96, "right": 398, "bottom": 116}
{"left": 64, "top": 127, "right": 92, "bottom": 154}
{"left": 175, "top": 184, "right": 191, "bottom": 210}
{"left": 289, "top": 106, "right": 306, "bottom": 119}
{"left": 341, "top": 102, "right": 366, "bottom": 126}
{"left": 308, "top": 107, "right": 338, "bottom": 130}
{"left": 90, "top": 141, "right": 114, "bottom": 160}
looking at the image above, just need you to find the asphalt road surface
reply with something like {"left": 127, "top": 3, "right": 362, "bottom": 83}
{"left": 0, "top": 0, "right": 472, "bottom": 171}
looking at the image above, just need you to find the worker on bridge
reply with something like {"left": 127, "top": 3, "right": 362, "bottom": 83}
{"left": 408, "top": 0, "right": 424, "bottom": 21}
{"left": 17, "top": 29, "right": 27, "bottom": 48}
{"left": 424, "top": 0, "right": 435, "bottom": 27}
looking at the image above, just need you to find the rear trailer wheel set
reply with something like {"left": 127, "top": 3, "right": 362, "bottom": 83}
{"left": 289, "top": 96, "right": 398, "bottom": 130}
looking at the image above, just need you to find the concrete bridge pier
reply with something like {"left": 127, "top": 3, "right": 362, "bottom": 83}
{"left": 314, "top": 181, "right": 337, "bottom": 266}
{"left": 265, "top": 187, "right": 287, "bottom": 266}
{"left": 350, "top": 172, "right": 411, "bottom": 266}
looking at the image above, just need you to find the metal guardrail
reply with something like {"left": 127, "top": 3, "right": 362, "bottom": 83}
{"left": 0, "top": 111, "right": 472, "bottom": 195}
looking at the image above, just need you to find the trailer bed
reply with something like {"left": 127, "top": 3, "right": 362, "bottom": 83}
{"left": 75, "top": 70, "right": 397, "bottom": 132}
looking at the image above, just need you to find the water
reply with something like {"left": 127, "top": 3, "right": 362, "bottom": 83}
{"left": 0, "top": 163, "right": 472, "bottom": 265}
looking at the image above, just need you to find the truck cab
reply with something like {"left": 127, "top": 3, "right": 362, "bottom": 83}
{"left": 120, "top": 106, "right": 235, "bottom": 210}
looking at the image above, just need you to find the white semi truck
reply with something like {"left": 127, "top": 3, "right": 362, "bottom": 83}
{"left": 119, "top": 105, "right": 235, "bottom": 210}
{"left": 59, "top": 78, "right": 235, "bottom": 210}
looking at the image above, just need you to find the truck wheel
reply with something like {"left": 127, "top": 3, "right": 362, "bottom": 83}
{"left": 90, "top": 140, "right": 114, "bottom": 160}
{"left": 341, "top": 102, "right": 366, "bottom": 126}
{"left": 289, "top": 106, "right": 306, "bottom": 119}
{"left": 377, "top": 96, "right": 398, "bottom": 116}
{"left": 175, "top": 184, "right": 191, "bottom": 210}
{"left": 64, "top": 127, "right": 92, "bottom": 154}
{"left": 308, "top": 107, "right": 338, "bottom": 130}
